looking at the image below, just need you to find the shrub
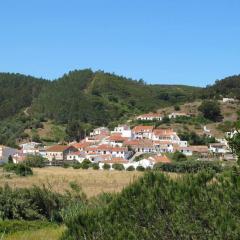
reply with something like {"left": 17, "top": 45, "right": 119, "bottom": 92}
{"left": 126, "top": 166, "right": 135, "bottom": 171}
{"left": 24, "top": 155, "right": 46, "bottom": 168}
{"left": 81, "top": 162, "right": 90, "bottom": 169}
{"left": 62, "top": 170, "right": 240, "bottom": 239}
{"left": 103, "top": 163, "right": 110, "bottom": 170}
{"left": 153, "top": 161, "right": 223, "bottom": 173}
{"left": 63, "top": 163, "right": 70, "bottom": 168}
{"left": 136, "top": 166, "right": 145, "bottom": 171}
{"left": 15, "top": 164, "right": 33, "bottom": 176}
{"left": 112, "top": 163, "right": 124, "bottom": 171}
{"left": 72, "top": 163, "right": 81, "bottom": 169}
{"left": 198, "top": 100, "right": 223, "bottom": 122}
{"left": 92, "top": 163, "right": 99, "bottom": 170}
{"left": 3, "top": 163, "right": 33, "bottom": 176}
{"left": 172, "top": 151, "right": 187, "bottom": 162}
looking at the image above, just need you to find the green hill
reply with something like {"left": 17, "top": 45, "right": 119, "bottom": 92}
{"left": 203, "top": 75, "right": 240, "bottom": 99}
{"left": 31, "top": 69, "right": 200, "bottom": 126}
{"left": 0, "top": 69, "right": 240, "bottom": 146}
{"left": 0, "top": 73, "right": 48, "bottom": 120}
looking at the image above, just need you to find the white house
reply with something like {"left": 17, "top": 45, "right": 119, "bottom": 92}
{"left": 66, "top": 151, "right": 86, "bottom": 163}
{"left": 168, "top": 112, "right": 189, "bottom": 119}
{"left": 152, "top": 128, "right": 180, "bottom": 143}
{"left": 132, "top": 125, "right": 154, "bottom": 139}
{"left": 20, "top": 142, "right": 41, "bottom": 155}
{"left": 209, "top": 143, "right": 229, "bottom": 155}
{"left": 0, "top": 145, "right": 19, "bottom": 164}
{"left": 111, "top": 125, "right": 132, "bottom": 138}
{"left": 222, "top": 98, "right": 236, "bottom": 103}
{"left": 136, "top": 113, "right": 162, "bottom": 121}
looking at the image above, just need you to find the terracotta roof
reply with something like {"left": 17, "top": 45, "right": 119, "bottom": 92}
{"left": 46, "top": 145, "right": 76, "bottom": 152}
{"left": 153, "top": 128, "right": 174, "bottom": 136}
{"left": 132, "top": 125, "right": 154, "bottom": 133}
{"left": 108, "top": 134, "right": 127, "bottom": 142}
{"left": 149, "top": 155, "right": 171, "bottom": 163}
{"left": 102, "top": 157, "right": 128, "bottom": 164}
{"left": 189, "top": 145, "right": 209, "bottom": 153}
{"left": 124, "top": 139, "right": 153, "bottom": 148}
{"left": 72, "top": 142, "right": 91, "bottom": 149}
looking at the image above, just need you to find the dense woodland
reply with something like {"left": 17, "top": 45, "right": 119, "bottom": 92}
{"left": 0, "top": 70, "right": 239, "bottom": 146}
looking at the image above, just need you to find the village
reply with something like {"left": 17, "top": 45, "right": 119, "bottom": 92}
{"left": 0, "top": 107, "right": 237, "bottom": 170}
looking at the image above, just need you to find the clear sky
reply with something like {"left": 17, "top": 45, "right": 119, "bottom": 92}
{"left": 0, "top": 0, "right": 240, "bottom": 86}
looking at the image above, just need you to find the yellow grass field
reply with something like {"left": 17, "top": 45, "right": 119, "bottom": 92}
{"left": 0, "top": 167, "right": 143, "bottom": 197}
{"left": 4, "top": 226, "right": 65, "bottom": 240}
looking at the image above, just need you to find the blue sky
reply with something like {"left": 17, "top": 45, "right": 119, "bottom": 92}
{"left": 0, "top": 0, "right": 240, "bottom": 86}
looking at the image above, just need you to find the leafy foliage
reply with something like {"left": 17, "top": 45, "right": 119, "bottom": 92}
{"left": 198, "top": 100, "right": 223, "bottom": 122}
{"left": 62, "top": 170, "right": 240, "bottom": 240}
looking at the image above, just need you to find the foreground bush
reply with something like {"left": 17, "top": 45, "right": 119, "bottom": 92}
{"left": 153, "top": 160, "right": 223, "bottom": 173}
{"left": 62, "top": 169, "right": 240, "bottom": 240}
{"left": 0, "top": 183, "right": 86, "bottom": 221}
{"left": 23, "top": 155, "right": 46, "bottom": 168}
{"left": 3, "top": 163, "right": 33, "bottom": 176}
{"left": 103, "top": 163, "right": 110, "bottom": 170}
{"left": 112, "top": 163, "right": 124, "bottom": 171}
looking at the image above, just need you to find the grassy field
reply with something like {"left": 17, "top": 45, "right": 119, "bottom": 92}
{"left": 0, "top": 167, "right": 143, "bottom": 197}
{"left": 3, "top": 225, "right": 65, "bottom": 240}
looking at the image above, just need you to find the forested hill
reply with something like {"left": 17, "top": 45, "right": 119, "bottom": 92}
{"left": 0, "top": 73, "right": 49, "bottom": 120}
{"left": 203, "top": 75, "right": 240, "bottom": 99}
{"left": 31, "top": 69, "right": 200, "bottom": 125}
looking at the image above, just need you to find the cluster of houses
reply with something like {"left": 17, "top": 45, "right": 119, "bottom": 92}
{"left": 0, "top": 117, "right": 236, "bottom": 169}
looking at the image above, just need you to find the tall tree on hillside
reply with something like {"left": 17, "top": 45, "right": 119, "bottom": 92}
{"left": 227, "top": 121, "right": 240, "bottom": 165}
{"left": 65, "top": 121, "right": 85, "bottom": 142}
{"left": 198, "top": 100, "right": 223, "bottom": 122}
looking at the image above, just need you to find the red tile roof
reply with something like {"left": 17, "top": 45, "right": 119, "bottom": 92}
{"left": 149, "top": 155, "right": 171, "bottom": 163}
{"left": 46, "top": 145, "right": 76, "bottom": 152}
{"left": 132, "top": 125, "right": 154, "bottom": 133}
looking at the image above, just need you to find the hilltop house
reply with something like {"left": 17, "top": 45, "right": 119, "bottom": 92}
{"left": 136, "top": 113, "right": 162, "bottom": 121}
{"left": 168, "top": 112, "right": 189, "bottom": 119}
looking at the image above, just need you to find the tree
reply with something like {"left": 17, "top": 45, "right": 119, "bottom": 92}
{"left": 8, "top": 155, "right": 13, "bottom": 164}
{"left": 65, "top": 121, "right": 85, "bottom": 142}
{"left": 198, "top": 100, "right": 223, "bottom": 122}
{"left": 227, "top": 121, "right": 240, "bottom": 165}
{"left": 172, "top": 151, "right": 187, "bottom": 162}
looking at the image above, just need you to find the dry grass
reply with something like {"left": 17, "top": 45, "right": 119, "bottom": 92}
{"left": 4, "top": 225, "right": 65, "bottom": 240}
{"left": 0, "top": 167, "right": 143, "bottom": 198}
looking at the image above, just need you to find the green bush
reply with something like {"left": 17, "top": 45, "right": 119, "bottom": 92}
{"left": 3, "top": 163, "right": 33, "bottom": 176}
{"left": 172, "top": 151, "right": 187, "bottom": 162}
{"left": 92, "top": 163, "right": 99, "bottom": 170}
{"left": 72, "top": 163, "right": 81, "bottom": 169}
{"left": 136, "top": 166, "right": 145, "bottom": 171}
{"left": 112, "top": 163, "right": 124, "bottom": 171}
{"left": 24, "top": 155, "right": 46, "bottom": 168}
{"left": 153, "top": 161, "right": 223, "bottom": 173}
{"left": 62, "top": 170, "right": 240, "bottom": 240}
{"left": 126, "top": 166, "right": 135, "bottom": 171}
{"left": 103, "top": 163, "right": 110, "bottom": 170}
{"left": 15, "top": 164, "right": 33, "bottom": 176}
{"left": 63, "top": 163, "right": 70, "bottom": 168}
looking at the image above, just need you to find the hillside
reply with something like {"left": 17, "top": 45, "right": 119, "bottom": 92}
{"left": 0, "top": 73, "right": 48, "bottom": 120}
{"left": 156, "top": 100, "right": 239, "bottom": 138}
{"left": 203, "top": 75, "right": 240, "bottom": 99}
{"left": 0, "top": 69, "right": 240, "bottom": 146}
{"left": 31, "top": 69, "right": 200, "bottom": 126}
